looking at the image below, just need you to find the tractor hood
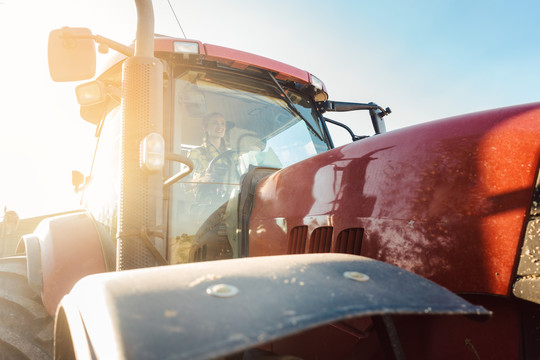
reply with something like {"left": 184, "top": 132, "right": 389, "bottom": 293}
{"left": 249, "top": 102, "right": 540, "bottom": 297}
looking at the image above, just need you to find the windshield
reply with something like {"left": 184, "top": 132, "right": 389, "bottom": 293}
{"left": 168, "top": 68, "right": 330, "bottom": 264}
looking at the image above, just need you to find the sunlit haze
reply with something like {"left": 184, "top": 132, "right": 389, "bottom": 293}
{"left": 0, "top": 0, "right": 539, "bottom": 218}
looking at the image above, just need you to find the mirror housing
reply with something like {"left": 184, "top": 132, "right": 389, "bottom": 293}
{"left": 72, "top": 171, "right": 85, "bottom": 193}
{"left": 48, "top": 27, "right": 96, "bottom": 82}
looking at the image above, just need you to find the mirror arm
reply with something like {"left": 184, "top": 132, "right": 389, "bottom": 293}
{"left": 325, "top": 101, "right": 391, "bottom": 135}
{"left": 324, "top": 118, "right": 368, "bottom": 142}
{"left": 325, "top": 101, "right": 391, "bottom": 116}
{"left": 94, "top": 35, "right": 135, "bottom": 57}
{"left": 59, "top": 27, "right": 134, "bottom": 57}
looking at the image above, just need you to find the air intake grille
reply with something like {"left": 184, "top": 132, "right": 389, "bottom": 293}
{"left": 288, "top": 226, "right": 308, "bottom": 254}
{"left": 309, "top": 227, "right": 333, "bottom": 253}
{"left": 336, "top": 228, "right": 364, "bottom": 255}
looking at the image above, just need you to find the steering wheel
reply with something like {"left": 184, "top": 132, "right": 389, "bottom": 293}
{"left": 204, "top": 130, "right": 266, "bottom": 185}
{"left": 205, "top": 149, "right": 241, "bottom": 184}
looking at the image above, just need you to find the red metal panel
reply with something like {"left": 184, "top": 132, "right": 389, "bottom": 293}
{"left": 268, "top": 295, "right": 518, "bottom": 360}
{"left": 98, "top": 37, "right": 317, "bottom": 88}
{"left": 203, "top": 43, "right": 311, "bottom": 84}
{"left": 396, "top": 295, "right": 520, "bottom": 359}
{"left": 249, "top": 102, "right": 540, "bottom": 296}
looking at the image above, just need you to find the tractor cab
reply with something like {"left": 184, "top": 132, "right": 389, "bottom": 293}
{"left": 49, "top": 30, "right": 391, "bottom": 268}
{"left": 75, "top": 36, "right": 346, "bottom": 265}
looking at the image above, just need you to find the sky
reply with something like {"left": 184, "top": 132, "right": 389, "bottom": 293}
{"left": 0, "top": 0, "right": 539, "bottom": 218}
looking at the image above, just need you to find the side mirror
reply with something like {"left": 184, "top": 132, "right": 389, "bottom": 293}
{"left": 72, "top": 170, "right": 85, "bottom": 193}
{"left": 48, "top": 27, "right": 96, "bottom": 82}
{"left": 369, "top": 108, "right": 387, "bottom": 135}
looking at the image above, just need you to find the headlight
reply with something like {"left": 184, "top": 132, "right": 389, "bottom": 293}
{"left": 75, "top": 81, "right": 105, "bottom": 106}
{"left": 173, "top": 41, "right": 200, "bottom": 54}
{"left": 141, "top": 133, "right": 165, "bottom": 172}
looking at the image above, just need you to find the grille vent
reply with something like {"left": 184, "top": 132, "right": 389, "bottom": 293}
{"left": 335, "top": 228, "right": 364, "bottom": 255}
{"left": 309, "top": 227, "right": 333, "bottom": 253}
{"left": 287, "top": 226, "right": 364, "bottom": 255}
{"left": 288, "top": 226, "right": 308, "bottom": 254}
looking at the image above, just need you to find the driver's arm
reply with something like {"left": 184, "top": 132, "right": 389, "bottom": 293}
{"left": 187, "top": 147, "right": 210, "bottom": 183}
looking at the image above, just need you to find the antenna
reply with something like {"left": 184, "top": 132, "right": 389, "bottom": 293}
{"left": 166, "top": 0, "right": 187, "bottom": 39}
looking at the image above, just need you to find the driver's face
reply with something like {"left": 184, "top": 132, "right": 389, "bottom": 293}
{"left": 206, "top": 116, "right": 226, "bottom": 138}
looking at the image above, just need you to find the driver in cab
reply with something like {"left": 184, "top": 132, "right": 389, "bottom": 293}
{"left": 188, "top": 112, "right": 231, "bottom": 184}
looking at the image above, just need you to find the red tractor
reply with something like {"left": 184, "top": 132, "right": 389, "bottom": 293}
{"left": 1, "top": 1, "right": 538, "bottom": 359}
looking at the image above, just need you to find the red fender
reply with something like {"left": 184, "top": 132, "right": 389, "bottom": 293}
{"left": 23, "top": 211, "right": 115, "bottom": 316}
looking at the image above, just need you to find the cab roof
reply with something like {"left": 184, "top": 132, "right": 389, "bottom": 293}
{"left": 98, "top": 36, "right": 326, "bottom": 93}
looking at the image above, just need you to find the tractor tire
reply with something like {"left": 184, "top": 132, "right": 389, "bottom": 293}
{"left": 0, "top": 256, "right": 53, "bottom": 359}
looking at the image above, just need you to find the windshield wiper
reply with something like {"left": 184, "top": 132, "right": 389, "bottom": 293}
{"left": 267, "top": 72, "right": 323, "bottom": 141}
